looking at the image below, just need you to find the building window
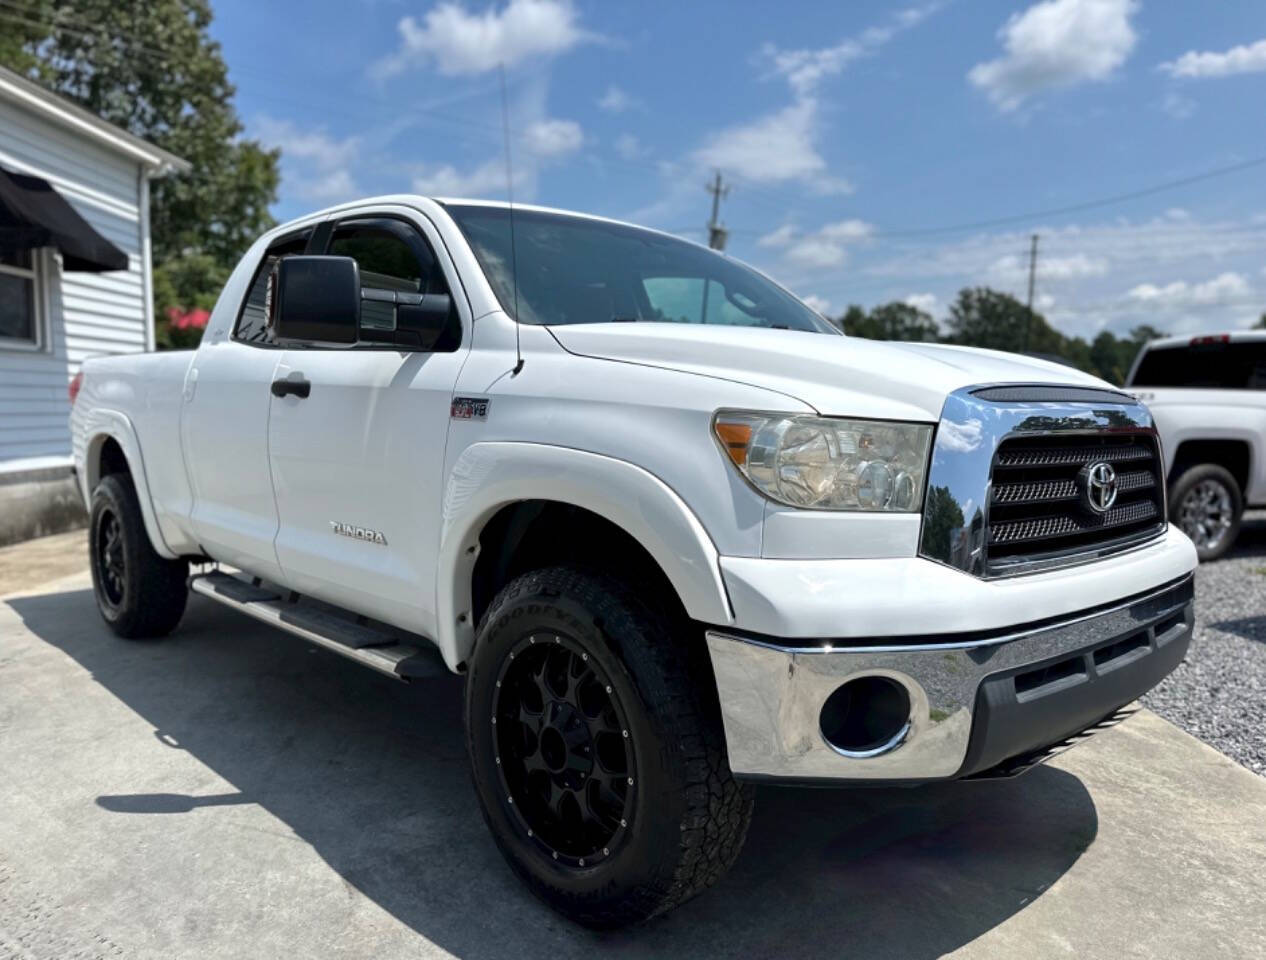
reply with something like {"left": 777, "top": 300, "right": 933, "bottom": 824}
{"left": 0, "top": 248, "right": 47, "bottom": 351}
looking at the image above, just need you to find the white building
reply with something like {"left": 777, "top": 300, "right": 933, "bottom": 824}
{"left": 0, "top": 65, "right": 188, "bottom": 545}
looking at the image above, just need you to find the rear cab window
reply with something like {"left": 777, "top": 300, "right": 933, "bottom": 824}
{"left": 1130, "top": 339, "right": 1266, "bottom": 389}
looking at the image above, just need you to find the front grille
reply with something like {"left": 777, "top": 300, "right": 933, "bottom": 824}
{"left": 987, "top": 432, "right": 1165, "bottom": 572}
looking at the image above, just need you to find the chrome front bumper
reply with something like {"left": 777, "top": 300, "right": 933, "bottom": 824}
{"left": 706, "top": 575, "right": 1194, "bottom": 783}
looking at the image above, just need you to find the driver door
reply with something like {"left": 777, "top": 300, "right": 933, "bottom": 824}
{"left": 266, "top": 209, "right": 468, "bottom": 637}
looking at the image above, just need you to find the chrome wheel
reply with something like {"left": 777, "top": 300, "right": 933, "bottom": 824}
{"left": 493, "top": 632, "right": 634, "bottom": 868}
{"left": 95, "top": 508, "right": 126, "bottom": 607}
{"left": 1177, "top": 478, "right": 1233, "bottom": 552}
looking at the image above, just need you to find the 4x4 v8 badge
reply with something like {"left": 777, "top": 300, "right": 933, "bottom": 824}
{"left": 330, "top": 521, "right": 387, "bottom": 545}
{"left": 451, "top": 396, "right": 489, "bottom": 421}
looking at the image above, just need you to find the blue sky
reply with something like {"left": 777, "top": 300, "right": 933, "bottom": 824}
{"left": 212, "top": 0, "right": 1266, "bottom": 340}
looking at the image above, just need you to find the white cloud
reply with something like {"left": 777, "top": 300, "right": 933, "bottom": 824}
{"left": 968, "top": 0, "right": 1139, "bottom": 112}
{"left": 801, "top": 294, "right": 832, "bottom": 315}
{"left": 844, "top": 213, "right": 1266, "bottom": 340}
{"left": 254, "top": 116, "right": 362, "bottom": 203}
{"left": 301, "top": 169, "right": 360, "bottom": 202}
{"left": 692, "top": 99, "right": 851, "bottom": 193}
{"left": 255, "top": 116, "right": 360, "bottom": 168}
{"left": 374, "top": 0, "right": 594, "bottom": 79}
{"left": 1127, "top": 272, "right": 1253, "bottom": 308}
{"left": 691, "top": 7, "right": 944, "bottom": 196}
{"left": 1161, "top": 90, "right": 1197, "bottom": 120}
{"left": 758, "top": 224, "right": 797, "bottom": 247}
{"left": 614, "top": 133, "right": 648, "bottom": 161}
{"left": 522, "top": 118, "right": 583, "bottom": 157}
{"left": 597, "top": 85, "right": 641, "bottom": 113}
{"left": 762, "top": 3, "right": 942, "bottom": 96}
{"left": 773, "top": 218, "right": 874, "bottom": 272}
{"left": 412, "top": 160, "right": 512, "bottom": 197}
{"left": 1161, "top": 39, "right": 1266, "bottom": 79}
{"left": 989, "top": 251, "right": 1109, "bottom": 280}
{"left": 786, "top": 237, "right": 849, "bottom": 269}
{"left": 820, "top": 219, "right": 874, "bottom": 242}
{"left": 905, "top": 293, "right": 938, "bottom": 314}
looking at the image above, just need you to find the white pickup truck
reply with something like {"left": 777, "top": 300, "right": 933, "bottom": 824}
{"left": 70, "top": 195, "right": 1197, "bottom": 927}
{"left": 1126, "top": 331, "right": 1266, "bottom": 560}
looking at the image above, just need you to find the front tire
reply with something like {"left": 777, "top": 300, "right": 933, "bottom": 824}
{"left": 1170, "top": 463, "right": 1243, "bottom": 562}
{"left": 89, "top": 473, "right": 188, "bottom": 638}
{"left": 465, "top": 567, "right": 754, "bottom": 928}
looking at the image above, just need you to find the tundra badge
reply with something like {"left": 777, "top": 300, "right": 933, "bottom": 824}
{"left": 330, "top": 522, "right": 388, "bottom": 545}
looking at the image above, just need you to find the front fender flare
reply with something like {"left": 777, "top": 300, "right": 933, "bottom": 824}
{"left": 436, "top": 442, "right": 733, "bottom": 671}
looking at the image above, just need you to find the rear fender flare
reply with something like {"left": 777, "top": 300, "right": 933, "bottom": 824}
{"left": 81, "top": 411, "right": 177, "bottom": 560}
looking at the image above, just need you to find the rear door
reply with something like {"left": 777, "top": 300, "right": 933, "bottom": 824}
{"left": 181, "top": 228, "right": 313, "bottom": 580}
{"left": 266, "top": 209, "right": 468, "bottom": 636}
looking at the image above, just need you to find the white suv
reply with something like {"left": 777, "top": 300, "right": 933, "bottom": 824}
{"left": 1126, "top": 331, "right": 1266, "bottom": 560}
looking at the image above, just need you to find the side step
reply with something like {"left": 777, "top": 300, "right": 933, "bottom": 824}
{"left": 189, "top": 570, "right": 446, "bottom": 681}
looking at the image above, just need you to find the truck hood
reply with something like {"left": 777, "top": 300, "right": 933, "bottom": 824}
{"left": 548, "top": 323, "right": 1110, "bottom": 421}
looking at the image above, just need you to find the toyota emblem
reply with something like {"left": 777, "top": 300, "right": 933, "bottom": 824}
{"left": 1081, "top": 461, "right": 1118, "bottom": 515}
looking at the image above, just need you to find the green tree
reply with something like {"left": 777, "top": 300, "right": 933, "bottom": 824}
{"left": 3, "top": 1, "right": 279, "bottom": 343}
{"left": 944, "top": 287, "right": 1041, "bottom": 353}
{"left": 836, "top": 302, "right": 938, "bottom": 341}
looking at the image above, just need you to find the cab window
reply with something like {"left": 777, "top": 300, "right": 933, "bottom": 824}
{"left": 328, "top": 219, "right": 449, "bottom": 336}
{"left": 234, "top": 229, "right": 312, "bottom": 344}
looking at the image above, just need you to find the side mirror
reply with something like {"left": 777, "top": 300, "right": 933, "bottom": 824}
{"left": 395, "top": 294, "right": 461, "bottom": 352}
{"left": 271, "top": 256, "right": 360, "bottom": 345}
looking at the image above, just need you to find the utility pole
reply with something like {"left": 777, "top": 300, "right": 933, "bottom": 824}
{"left": 705, "top": 170, "right": 729, "bottom": 251}
{"left": 1023, "top": 233, "right": 1039, "bottom": 353}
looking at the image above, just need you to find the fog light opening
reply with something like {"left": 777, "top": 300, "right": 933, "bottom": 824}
{"left": 820, "top": 676, "right": 911, "bottom": 758}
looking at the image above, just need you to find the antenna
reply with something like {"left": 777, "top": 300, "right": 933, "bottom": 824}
{"left": 499, "top": 64, "right": 524, "bottom": 376}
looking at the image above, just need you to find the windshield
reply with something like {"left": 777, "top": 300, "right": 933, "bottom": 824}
{"left": 446, "top": 204, "right": 837, "bottom": 334}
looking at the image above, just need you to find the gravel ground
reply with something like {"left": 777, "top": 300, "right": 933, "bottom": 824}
{"left": 1143, "top": 511, "right": 1266, "bottom": 777}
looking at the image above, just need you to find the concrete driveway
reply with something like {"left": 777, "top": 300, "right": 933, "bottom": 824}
{"left": 2, "top": 554, "right": 1264, "bottom": 958}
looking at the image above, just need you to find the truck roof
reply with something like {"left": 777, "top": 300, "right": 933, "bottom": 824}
{"left": 285, "top": 193, "right": 689, "bottom": 242}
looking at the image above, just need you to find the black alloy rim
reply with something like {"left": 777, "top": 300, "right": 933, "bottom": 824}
{"left": 96, "top": 509, "right": 126, "bottom": 606}
{"left": 492, "top": 632, "right": 635, "bottom": 867}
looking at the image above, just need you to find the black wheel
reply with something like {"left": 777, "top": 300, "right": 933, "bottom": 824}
{"left": 89, "top": 473, "right": 188, "bottom": 638}
{"left": 1170, "top": 463, "right": 1243, "bottom": 562}
{"left": 465, "top": 567, "right": 754, "bottom": 928}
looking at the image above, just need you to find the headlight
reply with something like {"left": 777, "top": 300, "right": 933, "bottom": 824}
{"left": 713, "top": 412, "right": 933, "bottom": 511}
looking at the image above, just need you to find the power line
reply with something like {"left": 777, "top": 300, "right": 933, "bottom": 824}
{"left": 871, "top": 155, "right": 1266, "bottom": 238}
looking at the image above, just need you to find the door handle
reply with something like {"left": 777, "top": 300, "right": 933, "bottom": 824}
{"left": 271, "top": 377, "right": 311, "bottom": 399}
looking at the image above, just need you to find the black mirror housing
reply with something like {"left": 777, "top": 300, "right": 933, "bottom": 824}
{"left": 396, "top": 294, "right": 461, "bottom": 352}
{"left": 272, "top": 256, "right": 360, "bottom": 345}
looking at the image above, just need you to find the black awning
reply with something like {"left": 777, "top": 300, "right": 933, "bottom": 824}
{"left": 0, "top": 166, "right": 129, "bottom": 272}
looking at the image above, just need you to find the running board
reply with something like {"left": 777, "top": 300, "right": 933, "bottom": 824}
{"left": 189, "top": 570, "right": 446, "bottom": 681}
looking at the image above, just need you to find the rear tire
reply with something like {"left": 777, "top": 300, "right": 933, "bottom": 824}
{"left": 1169, "top": 463, "right": 1242, "bottom": 562}
{"left": 464, "top": 566, "right": 754, "bottom": 928}
{"left": 89, "top": 473, "right": 188, "bottom": 638}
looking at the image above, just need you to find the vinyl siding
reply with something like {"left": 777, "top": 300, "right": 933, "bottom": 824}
{"left": 0, "top": 94, "right": 149, "bottom": 471}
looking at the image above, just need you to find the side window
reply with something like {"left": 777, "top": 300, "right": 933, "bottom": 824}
{"left": 642, "top": 276, "right": 704, "bottom": 323}
{"left": 234, "top": 230, "right": 312, "bottom": 344}
{"left": 328, "top": 220, "right": 449, "bottom": 337}
{"left": 641, "top": 277, "right": 764, "bottom": 326}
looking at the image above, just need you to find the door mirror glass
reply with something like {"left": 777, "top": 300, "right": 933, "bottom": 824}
{"left": 271, "top": 256, "right": 360, "bottom": 345}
